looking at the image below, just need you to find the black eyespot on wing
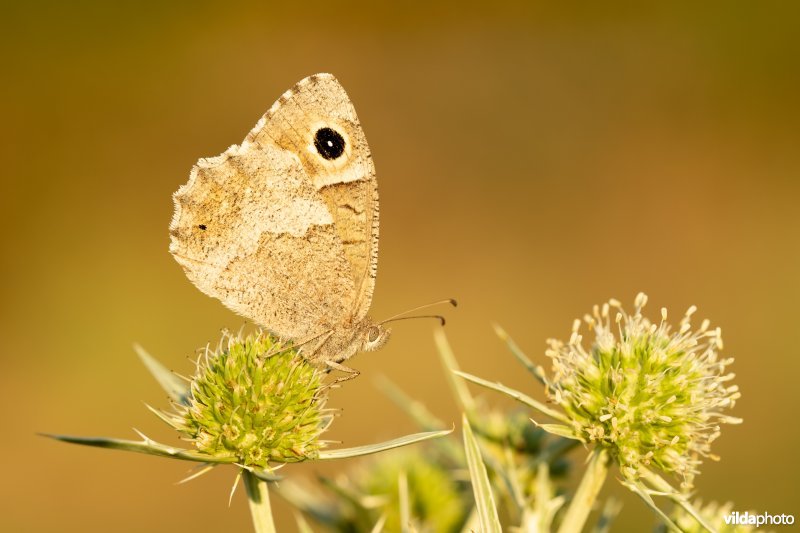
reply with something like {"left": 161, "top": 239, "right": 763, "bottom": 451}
{"left": 314, "top": 127, "right": 346, "bottom": 160}
{"left": 198, "top": 224, "right": 207, "bottom": 230}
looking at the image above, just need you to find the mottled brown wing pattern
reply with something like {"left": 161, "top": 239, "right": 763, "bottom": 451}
{"left": 169, "top": 74, "right": 379, "bottom": 344}
{"left": 246, "top": 74, "right": 379, "bottom": 322}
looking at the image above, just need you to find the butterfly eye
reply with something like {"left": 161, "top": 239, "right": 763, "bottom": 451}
{"left": 367, "top": 326, "right": 380, "bottom": 343}
{"left": 313, "top": 127, "right": 346, "bottom": 160}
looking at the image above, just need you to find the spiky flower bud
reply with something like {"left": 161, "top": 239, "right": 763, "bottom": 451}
{"left": 544, "top": 293, "right": 742, "bottom": 489}
{"left": 171, "top": 330, "right": 328, "bottom": 467}
{"left": 357, "top": 449, "right": 468, "bottom": 532}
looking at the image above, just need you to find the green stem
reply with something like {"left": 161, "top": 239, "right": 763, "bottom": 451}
{"left": 243, "top": 470, "right": 277, "bottom": 533}
{"left": 557, "top": 448, "right": 609, "bottom": 533}
{"left": 640, "top": 469, "right": 716, "bottom": 533}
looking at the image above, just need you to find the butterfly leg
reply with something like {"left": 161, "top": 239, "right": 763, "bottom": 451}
{"left": 324, "top": 360, "right": 361, "bottom": 384}
{"left": 293, "top": 330, "right": 334, "bottom": 360}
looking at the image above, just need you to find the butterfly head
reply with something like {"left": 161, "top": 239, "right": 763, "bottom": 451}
{"left": 360, "top": 299, "right": 458, "bottom": 353}
{"left": 362, "top": 323, "right": 391, "bottom": 352}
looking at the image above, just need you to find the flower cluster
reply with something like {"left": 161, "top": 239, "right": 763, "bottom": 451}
{"left": 355, "top": 449, "right": 468, "bottom": 532}
{"left": 544, "top": 293, "right": 741, "bottom": 488}
{"left": 169, "top": 330, "right": 329, "bottom": 467}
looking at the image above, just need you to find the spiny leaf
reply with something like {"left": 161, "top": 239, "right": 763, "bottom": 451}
{"left": 454, "top": 370, "right": 570, "bottom": 424}
{"left": 134, "top": 343, "right": 190, "bottom": 404}
{"left": 42, "top": 432, "right": 236, "bottom": 464}
{"left": 375, "top": 375, "right": 446, "bottom": 431}
{"left": 592, "top": 498, "right": 623, "bottom": 533}
{"left": 492, "top": 323, "right": 546, "bottom": 385}
{"left": 639, "top": 468, "right": 717, "bottom": 533}
{"left": 534, "top": 423, "right": 583, "bottom": 441}
{"left": 461, "top": 414, "right": 501, "bottom": 533}
{"left": 318, "top": 428, "right": 453, "bottom": 461}
{"left": 243, "top": 466, "right": 284, "bottom": 482}
{"left": 622, "top": 479, "right": 682, "bottom": 533}
{"left": 434, "top": 329, "right": 476, "bottom": 412}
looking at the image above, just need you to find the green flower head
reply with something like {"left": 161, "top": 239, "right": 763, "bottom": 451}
{"left": 355, "top": 448, "right": 469, "bottom": 533}
{"left": 544, "top": 293, "right": 742, "bottom": 489}
{"left": 169, "top": 330, "right": 329, "bottom": 468}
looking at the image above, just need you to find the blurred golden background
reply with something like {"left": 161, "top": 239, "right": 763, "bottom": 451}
{"left": 2, "top": 2, "right": 798, "bottom": 531}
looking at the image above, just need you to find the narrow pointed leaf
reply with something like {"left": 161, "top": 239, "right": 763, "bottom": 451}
{"left": 592, "top": 498, "right": 623, "bottom": 533}
{"left": 134, "top": 343, "right": 190, "bottom": 404}
{"left": 461, "top": 509, "right": 480, "bottom": 533}
{"left": 294, "top": 512, "right": 315, "bottom": 533}
{"left": 42, "top": 433, "right": 237, "bottom": 464}
{"left": 275, "top": 480, "right": 350, "bottom": 527}
{"left": 639, "top": 468, "right": 716, "bottom": 533}
{"left": 229, "top": 470, "right": 243, "bottom": 508}
{"left": 478, "top": 443, "right": 523, "bottom": 517}
{"left": 532, "top": 462, "right": 565, "bottom": 533}
{"left": 144, "top": 403, "right": 182, "bottom": 430}
{"left": 178, "top": 463, "right": 217, "bottom": 484}
{"left": 557, "top": 448, "right": 609, "bottom": 533}
{"left": 461, "top": 414, "right": 501, "bottom": 533}
{"left": 535, "top": 423, "right": 583, "bottom": 441}
{"left": 454, "top": 370, "right": 570, "bottom": 424}
{"left": 370, "top": 514, "right": 388, "bottom": 533}
{"left": 492, "top": 323, "right": 546, "bottom": 385}
{"left": 398, "top": 470, "right": 411, "bottom": 533}
{"left": 375, "top": 375, "right": 465, "bottom": 463}
{"left": 317, "top": 428, "right": 452, "bottom": 460}
{"left": 622, "top": 480, "right": 682, "bottom": 533}
{"left": 434, "top": 329, "right": 476, "bottom": 412}
{"left": 375, "top": 374, "right": 446, "bottom": 431}
{"left": 318, "top": 475, "right": 387, "bottom": 510}
{"left": 244, "top": 467, "right": 284, "bottom": 482}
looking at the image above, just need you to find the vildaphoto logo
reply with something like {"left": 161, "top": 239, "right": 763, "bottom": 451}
{"left": 724, "top": 511, "right": 795, "bottom": 527}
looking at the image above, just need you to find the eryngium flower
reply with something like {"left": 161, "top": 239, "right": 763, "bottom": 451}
{"left": 355, "top": 448, "right": 469, "bottom": 532}
{"left": 545, "top": 293, "right": 741, "bottom": 489}
{"left": 288, "top": 447, "right": 470, "bottom": 532}
{"left": 170, "top": 330, "right": 328, "bottom": 467}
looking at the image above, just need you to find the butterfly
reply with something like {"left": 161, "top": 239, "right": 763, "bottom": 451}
{"left": 169, "top": 73, "right": 452, "bottom": 380}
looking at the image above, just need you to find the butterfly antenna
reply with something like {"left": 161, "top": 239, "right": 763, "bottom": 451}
{"left": 380, "top": 314, "right": 448, "bottom": 326}
{"left": 377, "top": 298, "right": 457, "bottom": 326}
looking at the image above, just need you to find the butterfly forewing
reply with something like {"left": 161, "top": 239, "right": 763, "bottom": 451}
{"left": 170, "top": 74, "right": 379, "bottom": 346}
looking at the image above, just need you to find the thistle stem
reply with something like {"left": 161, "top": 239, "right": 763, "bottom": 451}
{"left": 243, "top": 470, "right": 276, "bottom": 533}
{"left": 557, "top": 448, "right": 609, "bottom": 533}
